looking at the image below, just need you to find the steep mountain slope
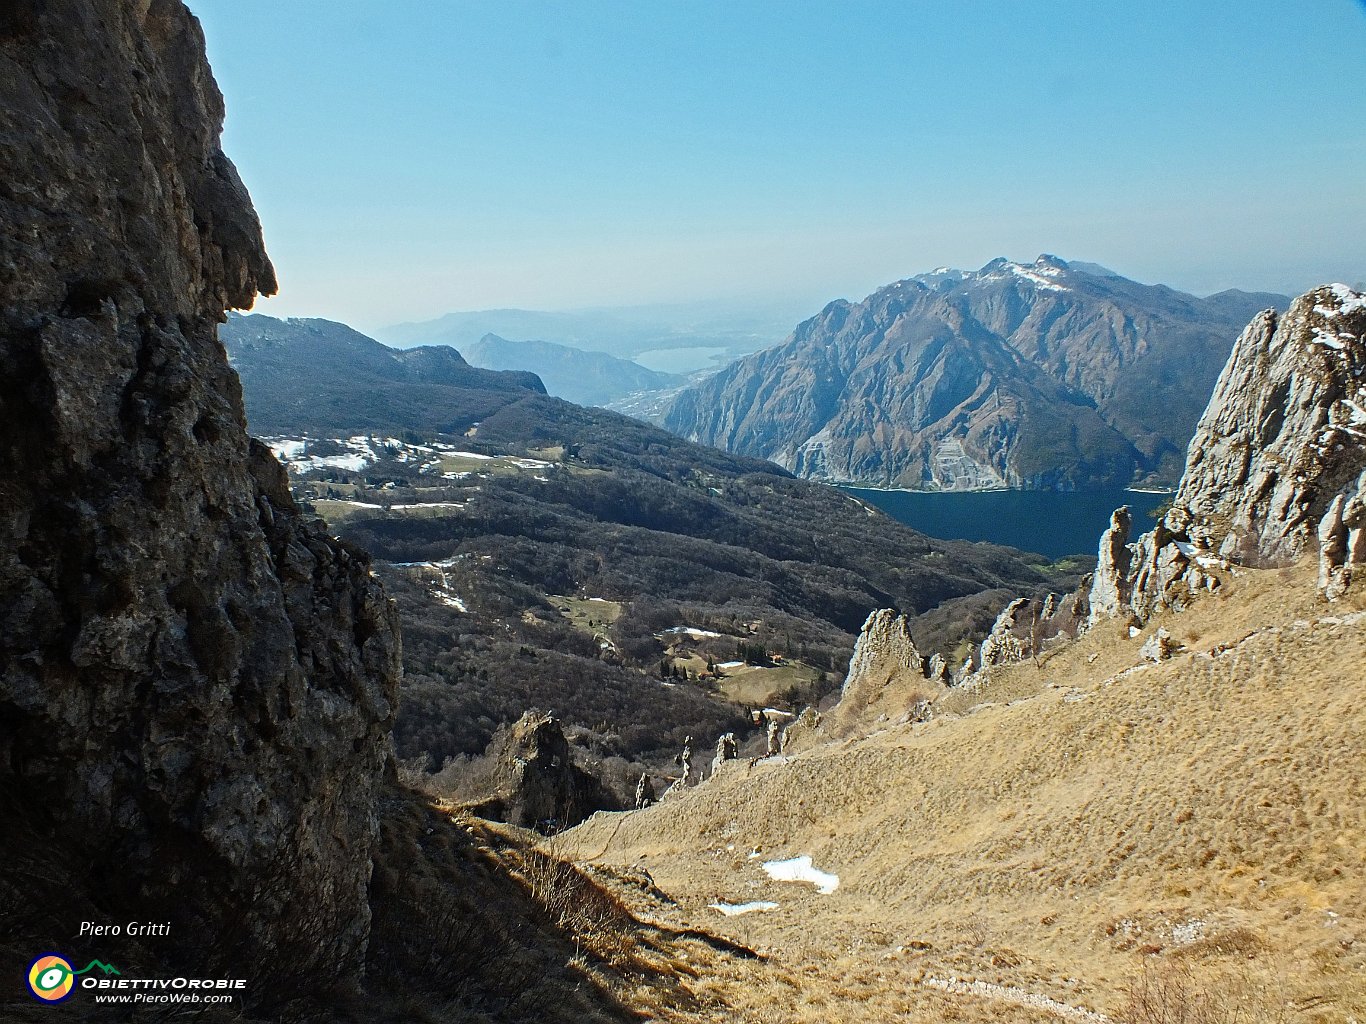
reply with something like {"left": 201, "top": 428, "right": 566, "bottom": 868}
{"left": 565, "top": 563, "right": 1366, "bottom": 1023}
{"left": 662, "top": 256, "right": 1287, "bottom": 490}
{"left": 463, "top": 333, "right": 684, "bottom": 406}
{"left": 1171, "top": 285, "right": 1366, "bottom": 573}
{"left": 878, "top": 284, "right": 1366, "bottom": 678}
{"left": 226, "top": 325, "right": 1072, "bottom": 806}
{"left": 560, "top": 286, "right": 1366, "bottom": 1022}
{"left": 222, "top": 313, "right": 545, "bottom": 435}
{"left": 0, "top": 0, "right": 399, "bottom": 997}
{"left": 1031, "top": 283, "right": 1366, "bottom": 637}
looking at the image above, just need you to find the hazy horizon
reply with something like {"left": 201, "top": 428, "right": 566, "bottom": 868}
{"left": 188, "top": 1, "right": 1366, "bottom": 335}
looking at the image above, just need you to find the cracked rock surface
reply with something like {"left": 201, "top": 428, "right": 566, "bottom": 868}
{"left": 1, "top": 0, "right": 400, "bottom": 971}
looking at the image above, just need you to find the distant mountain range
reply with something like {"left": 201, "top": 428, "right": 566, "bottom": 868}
{"left": 462, "top": 334, "right": 683, "bottom": 407}
{"left": 378, "top": 302, "right": 799, "bottom": 370}
{"left": 660, "top": 256, "right": 1289, "bottom": 491}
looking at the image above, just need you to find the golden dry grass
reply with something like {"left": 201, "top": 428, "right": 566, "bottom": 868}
{"left": 552, "top": 595, "right": 626, "bottom": 633}
{"left": 559, "top": 561, "right": 1366, "bottom": 1023}
{"left": 715, "top": 662, "right": 825, "bottom": 707}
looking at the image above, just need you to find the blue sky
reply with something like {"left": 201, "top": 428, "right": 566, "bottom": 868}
{"left": 188, "top": 1, "right": 1366, "bottom": 331}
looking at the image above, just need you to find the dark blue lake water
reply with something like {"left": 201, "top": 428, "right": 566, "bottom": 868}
{"left": 843, "top": 486, "right": 1170, "bottom": 560}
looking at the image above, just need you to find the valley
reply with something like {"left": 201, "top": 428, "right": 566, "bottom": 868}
{"left": 3, "top": 4, "right": 1362, "bottom": 1023}
{"left": 233, "top": 380, "right": 1070, "bottom": 811}
{"left": 561, "top": 559, "right": 1366, "bottom": 1023}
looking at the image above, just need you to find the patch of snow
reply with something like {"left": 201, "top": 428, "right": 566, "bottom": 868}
{"left": 267, "top": 438, "right": 307, "bottom": 460}
{"left": 709, "top": 901, "right": 778, "bottom": 916}
{"left": 587, "top": 597, "right": 611, "bottom": 603}
{"left": 1010, "top": 266, "right": 1069, "bottom": 291}
{"left": 762, "top": 855, "right": 839, "bottom": 894}
{"left": 333, "top": 500, "right": 383, "bottom": 509}
{"left": 1312, "top": 326, "right": 1348, "bottom": 351}
{"left": 290, "top": 454, "right": 369, "bottom": 474}
{"left": 1128, "top": 626, "right": 1142, "bottom": 638}
{"left": 509, "top": 457, "right": 553, "bottom": 469}
{"left": 431, "top": 589, "right": 468, "bottom": 613}
{"left": 1315, "top": 283, "right": 1366, "bottom": 318}
{"left": 661, "top": 626, "right": 723, "bottom": 638}
{"left": 388, "top": 502, "right": 466, "bottom": 511}
{"left": 717, "top": 660, "right": 745, "bottom": 669}
{"left": 442, "top": 450, "right": 499, "bottom": 461}
{"left": 986, "top": 261, "right": 1070, "bottom": 292}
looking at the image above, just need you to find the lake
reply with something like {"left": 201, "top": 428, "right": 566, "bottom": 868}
{"left": 634, "top": 346, "right": 730, "bottom": 374}
{"left": 843, "top": 486, "right": 1170, "bottom": 560}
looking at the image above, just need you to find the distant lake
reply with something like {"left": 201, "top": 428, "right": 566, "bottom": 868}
{"left": 843, "top": 486, "right": 1170, "bottom": 560}
{"left": 634, "top": 346, "right": 730, "bottom": 374}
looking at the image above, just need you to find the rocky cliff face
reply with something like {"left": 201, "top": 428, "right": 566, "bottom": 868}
{"left": 468, "top": 711, "right": 613, "bottom": 831}
{"left": 821, "top": 609, "right": 946, "bottom": 736}
{"left": 976, "top": 588, "right": 1090, "bottom": 670}
{"left": 0, "top": 0, "right": 400, "bottom": 974}
{"left": 1173, "top": 287, "right": 1366, "bottom": 571}
{"left": 1088, "top": 285, "right": 1366, "bottom": 617}
{"left": 846, "top": 286, "right": 1365, "bottom": 690}
{"left": 661, "top": 257, "right": 1283, "bottom": 490}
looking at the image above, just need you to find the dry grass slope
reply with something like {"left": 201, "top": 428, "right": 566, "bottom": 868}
{"left": 559, "top": 561, "right": 1366, "bottom": 1023}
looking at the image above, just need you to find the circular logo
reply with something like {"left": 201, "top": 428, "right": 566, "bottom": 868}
{"left": 27, "top": 954, "right": 75, "bottom": 1003}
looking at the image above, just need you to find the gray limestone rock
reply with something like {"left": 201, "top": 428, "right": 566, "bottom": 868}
{"left": 976, "top": 587, "right": 1091, "bottom": 670}
{"left": 711, "top": 732, "right": 738, "bottom": 775}
{"left": 979, "top": 598, "right": 1034, "bottom": 668}
{"left": 1139, "top": 628, "right": 1177, "bottom": 663}
{"left": 842, "top": 609, "right": 927, "bottom": 691}
{"left": 634, "top": 772, "right": 656, "bottom": 810}
{"left": 1319, "top": 475, "right": 1366, "bottom": 601}
{"left": 927, "top": 652, "right": 949, "bottom": 685}
{"left": 473, "top": 710, "right": 611, "bottom": 831}
{"left": 822, "top": 609, "right": 947, "bottom": 737}
{"left": 1088, "top": 507, "right": 1134, "bottom": 624}
{"left": 1123, "top": 287, "right": 1366, "bottom": 612}
{"left": 1175, "top": 290, "right": 1366, "bottom": 571}
{"left": 996, "top": 286, "right": 1366, "bottom": 653}
{"left": 0, "top": 0, "right": 399, "bottom": 976}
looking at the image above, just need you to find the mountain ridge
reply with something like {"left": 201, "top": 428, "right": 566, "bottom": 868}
{"left": 661, "top": 256, "right": 1290, "bottom": 491}
{"left": 222, "top": 313, "right": 546, "bottom": 435}
{"left": 463, "top": 332, "right": 683, "bottom": 406}
{"left": 379, "top": 302, "right": 797, "bottom": 366}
